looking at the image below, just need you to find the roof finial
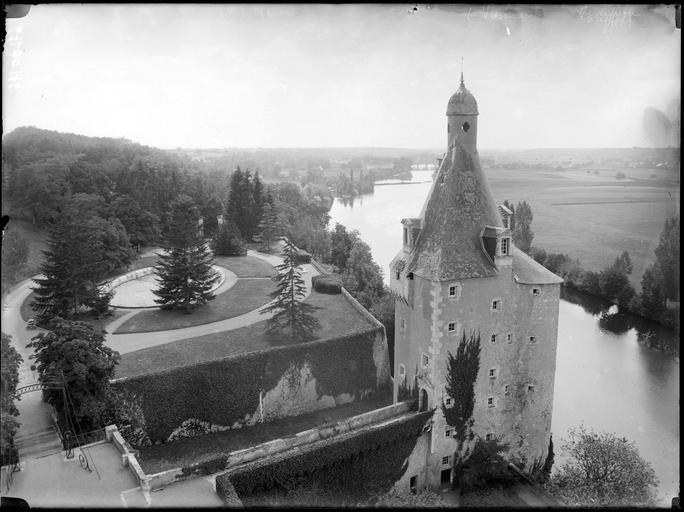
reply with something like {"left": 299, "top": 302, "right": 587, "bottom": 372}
{"left": 460, "top": 57, "right": 464, "bottom": 86}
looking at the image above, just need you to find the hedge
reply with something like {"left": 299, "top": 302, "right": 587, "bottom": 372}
{"left": 311, "top": 274, "right": 342, "bottom": 295}
{"left": 114, "top": 327, "right": 384, "bottom": 442}
{"left": 218, "top": 410, "right": 433, "bottom": 503}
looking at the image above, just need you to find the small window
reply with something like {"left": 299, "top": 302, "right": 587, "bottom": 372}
{"left": 532, "top": 288, "right": 541, "bottom": 296}
{"left": 449, "top": 285, "right": 456, "bottom": 296}
{"left": 529, "top": 336, "right": 537, "bottom": 344}
{"left": 487, "top": 397, "right": 495, "bottom": 408}
{"left": 422, "top": 353, "right": 430, "bottom": 368}
{"left": 445, "top": 397, "right": 452, "bottom": 407}
{"left": 462, "top": 122, "right": 470, "bottom": 132}
{"left": 399, "top": 364, "right": 406, "bottom": 377}
{"left": 501, "top": 238, "right": 509, "bottom": 255}
{"left": 447, "top": 322, "right": 456, "bottom": 334}
{"left": 528, "top": 385, "right": 535, "bottom": 392}
{"left": 485, "top": 433, "right": 494, "bottom": 441}
{"left": 492, "top": 300, "right": 500, "bottom": 311}
{"left": 504, "top": 384, "right": 510, "bottom": 395}
{"left": 403, "top": 228, "right": 408, "bottom": 245}
{"left": 445, "top": 428, "right": 453, "bottom": 438}
{"left": 489, "top": 368, "right": 496, "bottom": 378}
{"left": 442, "top": 456, "right": 450, "bottom": 465}
{"left": 410, "top": 475, "right": 417, "bottom": 494}
{"left": 490, "top": 333, "right": 497, "bottom": 344}
{"left": 506, "top": 333, "right": 513, "bottom": 344}
{"left": 396, "top": 271, "right": 401, "bottom": 280}
{"left": 400, "top": 318, "right": 406, "bottom": 330}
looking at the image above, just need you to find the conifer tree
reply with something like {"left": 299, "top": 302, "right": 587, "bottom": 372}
{"left": 257, "top": 202, "right": 278, "bottom": 251}
{"left": 213, "top": 218, "right": 247, "bottom": 256}
{"left": 153, "top": 195, "right": 218, "bottom": 313}
{"left": 261, "top": 239, "right": 320, "bottom": 340}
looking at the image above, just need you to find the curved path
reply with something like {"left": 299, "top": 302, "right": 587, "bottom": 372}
{"left": 104, "top": 250, "right": 319, "bottom": 355}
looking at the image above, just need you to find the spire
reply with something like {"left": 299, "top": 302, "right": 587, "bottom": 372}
{"left": 460, "top": 57, "right": 464, "bottom": 86}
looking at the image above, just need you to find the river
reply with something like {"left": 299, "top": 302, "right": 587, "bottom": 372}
{"left": 328, "top": 171, "right": 680, "bottom": 505}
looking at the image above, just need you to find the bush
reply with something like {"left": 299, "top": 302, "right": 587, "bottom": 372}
{"left": 312, "top": 274, "right": 342, "bottom": 295}
{"left": 294, "top": 249, "right": 311, "bottom": 264}
{"left": 456, "top": 438, "right": 520, "bottom": 492}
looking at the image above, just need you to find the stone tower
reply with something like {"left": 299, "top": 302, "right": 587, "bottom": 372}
{"left": 389, "top": 76, "right": 563, "bottom": 490}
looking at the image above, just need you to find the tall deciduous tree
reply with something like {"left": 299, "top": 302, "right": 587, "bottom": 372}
{"left": 154, "top": 195, "right": 218, "bottom": 312}
{"left": 546, "top": 425, "right": 659, "bottom": 507}
{"left": 1, "top": 332, "right": 23, "bottom": 462}
{"left": 513, "top": 201, "right": 534, "bottom": 253}
{"left": 341, "top": 239, "right": 384, "bottom": 310}
{"left": 27, "top": 318, "right": 120, "bottom": 430}
{"left": 653, "top": 216, "right": 679, "bottom": 301}
{"left": 261, "top": 239, "right": 320, "bottom": 341}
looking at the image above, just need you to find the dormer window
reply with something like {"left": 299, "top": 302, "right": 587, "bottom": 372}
{"left": 500, "top": 238, "right": 509, "bottom": 256}
{"left": 403, "top": 228, "right": 408, "bottom": 246}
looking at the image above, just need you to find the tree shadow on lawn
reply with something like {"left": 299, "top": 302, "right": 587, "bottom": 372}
{"left": 113, "top": 279, "right": 276, "bottom": 334}
{"left": 214, "top": 256, "right": 276, "bottom": 278}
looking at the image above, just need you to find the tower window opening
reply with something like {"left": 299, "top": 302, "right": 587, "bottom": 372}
{"left": 462, "top": 122, "right": 470, "bottom": 132}
{"left": 487, "top": 396, "right": 495, "bottom": 408}
{"left": 399, "top": 364, "right": 406, "bottom": 377}
{"left": 501, "top": 238, "right": 509, "bottom": 255}
{"left": 422, "top": 353, "right": 430, "bottom": 368}
{"left": 489, "top": 368, "right": 497, "bottom": 378}
{"left": 485, "top": 433, "right": 495, "bottom": 441}
{"left": 396, "top": 271, "right": 401, "bottom": 280}
{"left": 492, "top": 299, "right": 501, "bottom": 311}
{"left": 448, "top": 322, "right": 456, "bottom": 334}
{"left": 532, "top": 288, "right": 541, "bottom": 296}
{"left": 529, "top": 336, "right": 537, "bottom": 344}
{"left": 442, "top": 456, "right": 450, "bottom": 465}
{"left": 490, "top": 333, "right": 497, "bottom": 344}
{"left": 506, "top": 333, "right": 513, "bottom": 344}
{"left": 445, "top": 428, "right": 454, "bottom": 438}
{"left": 504, "top": 384, "right": 510, "bottom": 395}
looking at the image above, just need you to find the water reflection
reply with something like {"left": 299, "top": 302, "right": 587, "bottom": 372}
{"left": 561, "top": 288, "right": 679, "bottom": 355}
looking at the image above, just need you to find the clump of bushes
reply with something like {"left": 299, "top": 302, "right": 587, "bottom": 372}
{"left": 455, "top": 438, "right": 520, "bottom": 492}
{"left": 312, "top": 274, "right": 342, "bottom": 295}
{"left": 294, "top": 249, "right": 311, "bottom": 264}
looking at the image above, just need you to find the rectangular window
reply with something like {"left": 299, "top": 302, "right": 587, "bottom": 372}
{"left": 403, "top": 228, "right": 408, "bottom": 246}
{"left": 506, "top": 333, "right": 513, "bottom": 344}
{"left": 490, "top": 333, "right": 497, "bottom": 343}
{"left": 422, "top": 353, "right": 430, "bottom": 368}
{"left": 504, "top": 384, "right": 510, "bottom": 395}
{"left": 400, "top": 318, "right": 406, "bottom": 330}
{"left": 528, "top": 385, "right": 535, "bottom": 392}
{"left": 489, "top": 368, "right": 496, "bottom": 378}
{"left": 449, "top": 285, "right": 456, "bottom": 296}
{"left": 399, "top": 364, "right": 406, "bottom": 377}
{"left": 445, "top": 397, "right": 452, "bottom": 407}
{"left": 447, "top": 322, "right": 456, "bottom": 334}
{"left": 445, "top": 428, "right": 453, "bottom": 438}
{"left": 485, "top": 433, "right": 494, "bottom": 441}
{"left": 487, "top": 397, "right": 495, "bottom": 408}
{"left": 501, "top": 238, "right": 509, "bottom": 255}
{"left": 442, "top": 456, "right": 450, "bottom": 465}
{"left": 396, "top": 271, "right": 401, "bottom": 280}
{"left": 529, "top": 336, "right": 537, "bottom": 344}
{"left": 410, "top": 475, "right": 417, "bottom": 495}
{"left": 533, "top": 288, "right": 541, "bottom": 296}
{"left": 492, "top": 300, "right": 500, "bottom": 311}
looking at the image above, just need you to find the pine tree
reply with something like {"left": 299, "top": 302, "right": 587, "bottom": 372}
{"left": 261, "top": 239, "right": 320, "bottom": 341}
{"left": 257, "top": 202, "right": 278, "bottom": 251}
{"left": 153, "top": 195, "right": 218, "bottom": 313}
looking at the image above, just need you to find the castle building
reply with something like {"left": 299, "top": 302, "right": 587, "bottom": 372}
{"left": 389, "top": 74, "right": 563, "bottom": 489}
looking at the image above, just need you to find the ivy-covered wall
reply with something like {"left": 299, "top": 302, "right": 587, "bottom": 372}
{"left": 113, "top": 327, "right": 387, "bottom": 442}
{"left": 217, "top": 411, "right": 433, "bottom": 505}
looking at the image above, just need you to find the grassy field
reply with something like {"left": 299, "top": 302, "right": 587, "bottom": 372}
{"left": 214, "top": 255, "right": 276, "bottom": 278}
{"left": 136, "top": 391, "right": 391, "bottom": 474}
{"left": 115, "top": 290, "right": 375, "bottom": 379}
{"left": 113, "top": 278, "right": 276, "bottom": 334}
{"left": 487, "top": 167, "right": 680, "bottom": 290}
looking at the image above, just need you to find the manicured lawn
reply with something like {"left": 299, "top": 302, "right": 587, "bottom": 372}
{"left": 115, "top": 291, "right": 375, "bottom": 379}
{"left": 136, "top": 391, "right": 392, "bottom": 474}
{"left": 214, "top": 256, "right": 276, "bottom": 278}
{"left": 113, "top": 278, "right": 276, "bottom": 334}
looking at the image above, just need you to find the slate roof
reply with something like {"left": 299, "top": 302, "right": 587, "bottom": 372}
{"left": 446, "top": 77, "right": 479, "bottom": 116}
{"left": 406, "top": 144, "right": 503, "bottom": 281}
{"left": 512, "top": 247, "right": 564, "bottom": 285}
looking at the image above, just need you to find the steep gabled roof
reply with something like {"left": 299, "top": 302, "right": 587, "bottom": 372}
{"left": 512, "top": 247, "right": 564, "bottom": 285}
{"left": 406, "top": 144, "right": 503, "bottom": 281}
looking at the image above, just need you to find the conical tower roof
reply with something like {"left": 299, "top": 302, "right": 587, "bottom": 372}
{"left": 406, "top": 143, "right": 503, "bottom": 281}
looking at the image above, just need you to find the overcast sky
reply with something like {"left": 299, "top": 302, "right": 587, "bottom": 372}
{"left": 2, "top": 4, "right": 680, "bottom": 149}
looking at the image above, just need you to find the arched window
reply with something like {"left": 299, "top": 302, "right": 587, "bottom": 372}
{"left": 462, "top": 122, "right": 470, "bottom": 132}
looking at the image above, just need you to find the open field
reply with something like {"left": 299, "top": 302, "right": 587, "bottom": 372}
{"left": 136, "top": 391, "right": 391, "bottom": 474}
{"left": 115, "top": 290, "right": 375, "bottom": 379}
{"left": 486, "top": 166, "right": 680, "bottom": 290}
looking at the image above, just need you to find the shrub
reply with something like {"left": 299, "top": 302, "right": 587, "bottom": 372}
{"left": 312, "top": 274, "right": 342, "bottom": 294}
{"left": 456, "top": 438, "right": 520, "bottom": 492}
{"left": 294, "top": 249, "right": 311, "bottom": 264}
